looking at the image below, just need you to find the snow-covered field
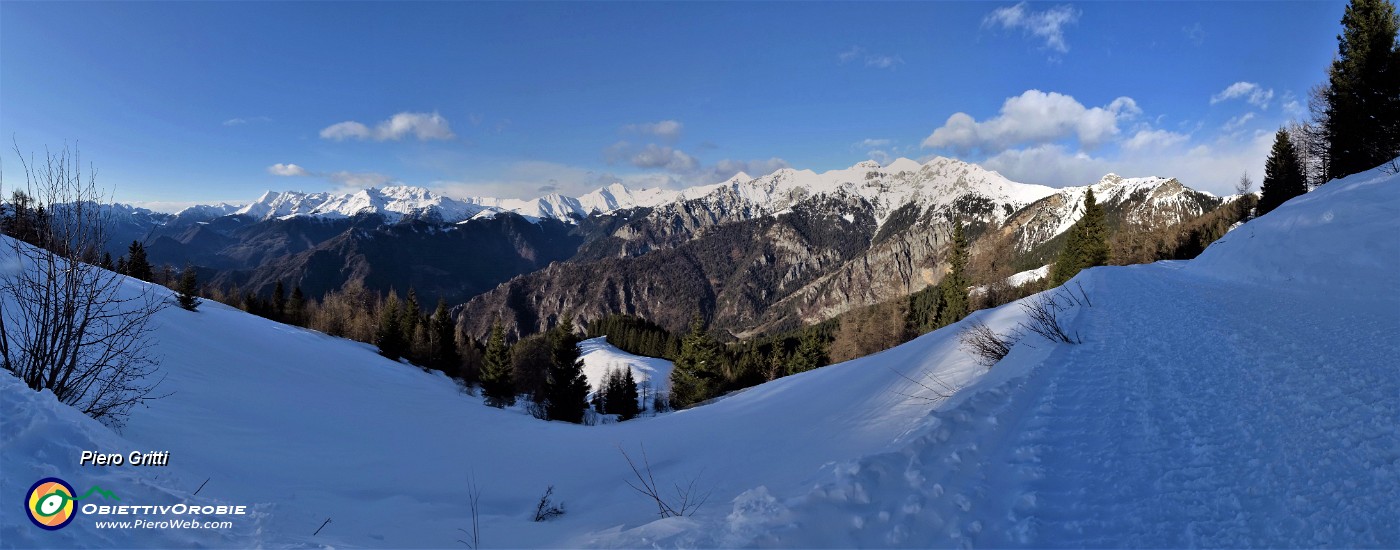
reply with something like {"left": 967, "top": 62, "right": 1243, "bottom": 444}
{"left": 2, "top": 164, "right": 1398, "bottom": 548}
{"left": 578, "top": 336, "right": 674, "bottom": 403}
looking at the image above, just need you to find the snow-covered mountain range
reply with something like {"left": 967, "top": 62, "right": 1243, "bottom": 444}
{"left": 189, "top": 157, "right": 1216, "bottom": 231}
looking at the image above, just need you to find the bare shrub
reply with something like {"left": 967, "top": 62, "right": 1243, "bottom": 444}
{"left": 456, "top": 474, "right": 482, "bottom": 548}
{"left": 958, "top": 320, "right": 1017, "bottom": 367}
{"left": 1, "top": 144, "right": 166, "bottom": 428}
{"left": 887, "top": 365, "right": 961, "bottom": 405}
{"left": 619, "top": 443, "right": 710, "bottom": 518}
{"left": 1015, "top": 285, "right": 1092, "bottom": 345}
{"left": 532, "top": 485, "right": 564, "bottom": 522}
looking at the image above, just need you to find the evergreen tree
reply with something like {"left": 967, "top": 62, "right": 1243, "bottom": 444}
{"left": 376, "top": 291, "right": 407, "bottom": 360}
{"left": 99, "top": 252, "right": 115, "bottom": 272}
{"left": 125, "top": 241, "right": 154, "bottom": 282}
{"left": 1051, "top": 189, "right": 1109, "bottom": 286}
{"left": 115, "top": 256, "right": 128, "bottom": 276}
{"left": 544, "top": 317, "right": 589, "bottom": 423}
{"left": 937, "top": 222, "right": 971, "bottom": 327}
{"left": 1259, "top": 129, "right": 1311, "bottom": 216}
{"left": 1324, "top": 0, "right": 1400, "bottom": 180}
{"left": 176, "top": 265, "right": 201, "bottom": 311}
{"left": 669, "top": 317, "right": 720, "bottom": 409}
{"left": 786, "top": 329, "right": 827, "bottom": 375}
{"left": 610, "top": 368, "right": 642, "bottom": 421}
{"left": 430, "top": 298, "right": 461, "bottom": 375}
{"left": 905, "top": 283, "right": 943, "bottom": 337}
{"left": 481, "top": 321, "right": 516, "bottom": 408}
{"left": 271, "top": 280, "right": 287, "bottom": 321}
{"left": 286, "top": 286, "right": 306, "bottom": 326}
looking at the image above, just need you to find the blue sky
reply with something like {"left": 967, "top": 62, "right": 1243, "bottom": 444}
{"left": 1, "top": 1, "right": 1342, "bottom": 210}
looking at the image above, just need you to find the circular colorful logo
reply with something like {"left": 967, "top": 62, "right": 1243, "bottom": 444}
{"left": 25, "top": 477, "right": 77, "bottom": 530}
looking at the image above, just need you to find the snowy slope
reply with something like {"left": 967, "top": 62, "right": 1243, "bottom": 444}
{"left": 578, "top": 336, "right": 674, "bottom": 401}
{"left": 4, "top": 162, "right": 1397, "bottom": 548}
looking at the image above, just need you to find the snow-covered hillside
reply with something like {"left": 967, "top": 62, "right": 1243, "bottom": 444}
{"left": 3, "top": 163, "right": 1397, "bottom": 548}
{"left": 578, "top": 336, "right": 674, "bottom": 402}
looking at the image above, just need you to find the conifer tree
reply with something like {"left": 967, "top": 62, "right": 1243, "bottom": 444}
{"left": 271, "top": 280, "right": 287, "bottom": 320}
{"left": 125, "top": 241, "right": 153, "bottom": 282}
{"left": 1259, "top": 129, "right": 1311, "bottom": 216}
{"left": 937, "top": 222, "right": 971, "bottom": 327}
{"left": 176, "top": 265, "right": 201, "bottom": 311}
{"left": 544, "top": 318, "right": 589, "bottom": 423}
{"left": 669, "top": 317, "right": 719, "bottom": 409}
{"left": 481, "top": 321, "right": 515, "bottom": 407}
{"left": 613, "top": 368, "right": 642, "bottom": 420}
{"left": 287, "top": 286, "right": 306, "bottom": 326}
{"left": 1051, "top": 189, "right": 1109, "bottom": 286}
{"left": 376, "top": 291, "right": 406, "bottom": 360}
{"left": 430, "top": 298, "right": 461, "bottom": 375}
{"left": 786, "top": 329, "right": 827, "bottom": 375}
{"left": 100, "top": 252, "right": 115, "bottom": 272}
{"left": 1324, "top": 0, "right": 1400, "bottom": 180}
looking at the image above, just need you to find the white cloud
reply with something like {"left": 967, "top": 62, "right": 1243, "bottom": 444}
{"left": 267, "top": 163, "right": 311, "bottom": 177}
{"left": 983, "top": 2, "right": 1081, "bottom": 54}
{"left": 1221, "top": 112, "right": 1256, "bottom": 132}
{"left": 922, "top": 90, "right": 1138, "bottom": 154}
{"left": 223, "top": 116, "right": 270, "bottom": 127}
{"left": 981, "top": 131, "right": 1274, "bottom": 195}
{"left": 867, "top": 150, "right": 893, "bottom": 165}
{"left": 1183, "top": 23, "right": 1206, "bottom": 46}
{"left": 1122, "top": 129, "right": 1190, "bottom": 152}
{"left": 837, "top": 46, "right": 904, "bottom": 70}
{"left": 622, "top": 120, "right": 684, "bottom": 142}
{"left": 1210, "top": 82, "right": 1274, "bottom": 109}
{"left": 855, "top": 138, "right": 893, "bottom": 149}
{"left": 327, "top": 171, "right": 398, "bottom": 190}
{"left": 319, "top": 121, "right": 373, "bottom": 141}
{"left": 630, "top": 144, "right": 700, "bottom": 173}
{"left": 319, "top": 111, "right": 455, "bottom": 142}
{"left": 837, "top": 46, "right": 863, "bottom": 64}
{"left": 865, "top": 54, "right": 904, "bottom": 69}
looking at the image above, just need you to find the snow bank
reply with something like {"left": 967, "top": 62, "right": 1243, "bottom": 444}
{"left": 1189, "top": 162, "right": 1400, "bottom": 289}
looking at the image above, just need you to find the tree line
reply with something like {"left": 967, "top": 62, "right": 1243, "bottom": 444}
{"left": 1261, "top": 0, "right": 1398, "bottom": 215}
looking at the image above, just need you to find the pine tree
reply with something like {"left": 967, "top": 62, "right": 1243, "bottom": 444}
{"left": 430, "top": 298, "right": 461, "bottom": 375}
{"left": 376, "top": 291, "right": 406, "bottom": 360}
{"left": 1324, "top": 0, "right": 1400, "bottom": 180}
{"left": 905, "top": 284, "right": 943, "bottom": 337}
{"left": 125, "top": 241, "right": 154, "bottom": 282}
{"left": 286, "top": 286, "right": 306, "bottom": 326}
{"left": 99, "top": 252, "right": 115, "bottom": 272}
{"left": 786, "top": 329, "right": 827, "bottom": 375}
{"left": 176, "top": 265, "right": 201, "bottom": 311}
{"left": 271, "top": 281, "right": 287, "bottom": 321}
{"left": 544, "top": 318, "right": 589, "bottom": 423}
{"left": 481, "top": 321, "right": 515, "bottom": 407}
{"left": 1258, "top": 129, "right": 1311, "bottom": 216}
{"left": 1051, "top": 189, "right": 1110, "bottom": 287}
{"left": 937, "top": 222, "right": 971, "bottom": 327}
{"left": 614, "top": 368, "right": 642, "bottom": 421}
{"left": 669, "top": 317, "right": 719, "bottom": 409}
